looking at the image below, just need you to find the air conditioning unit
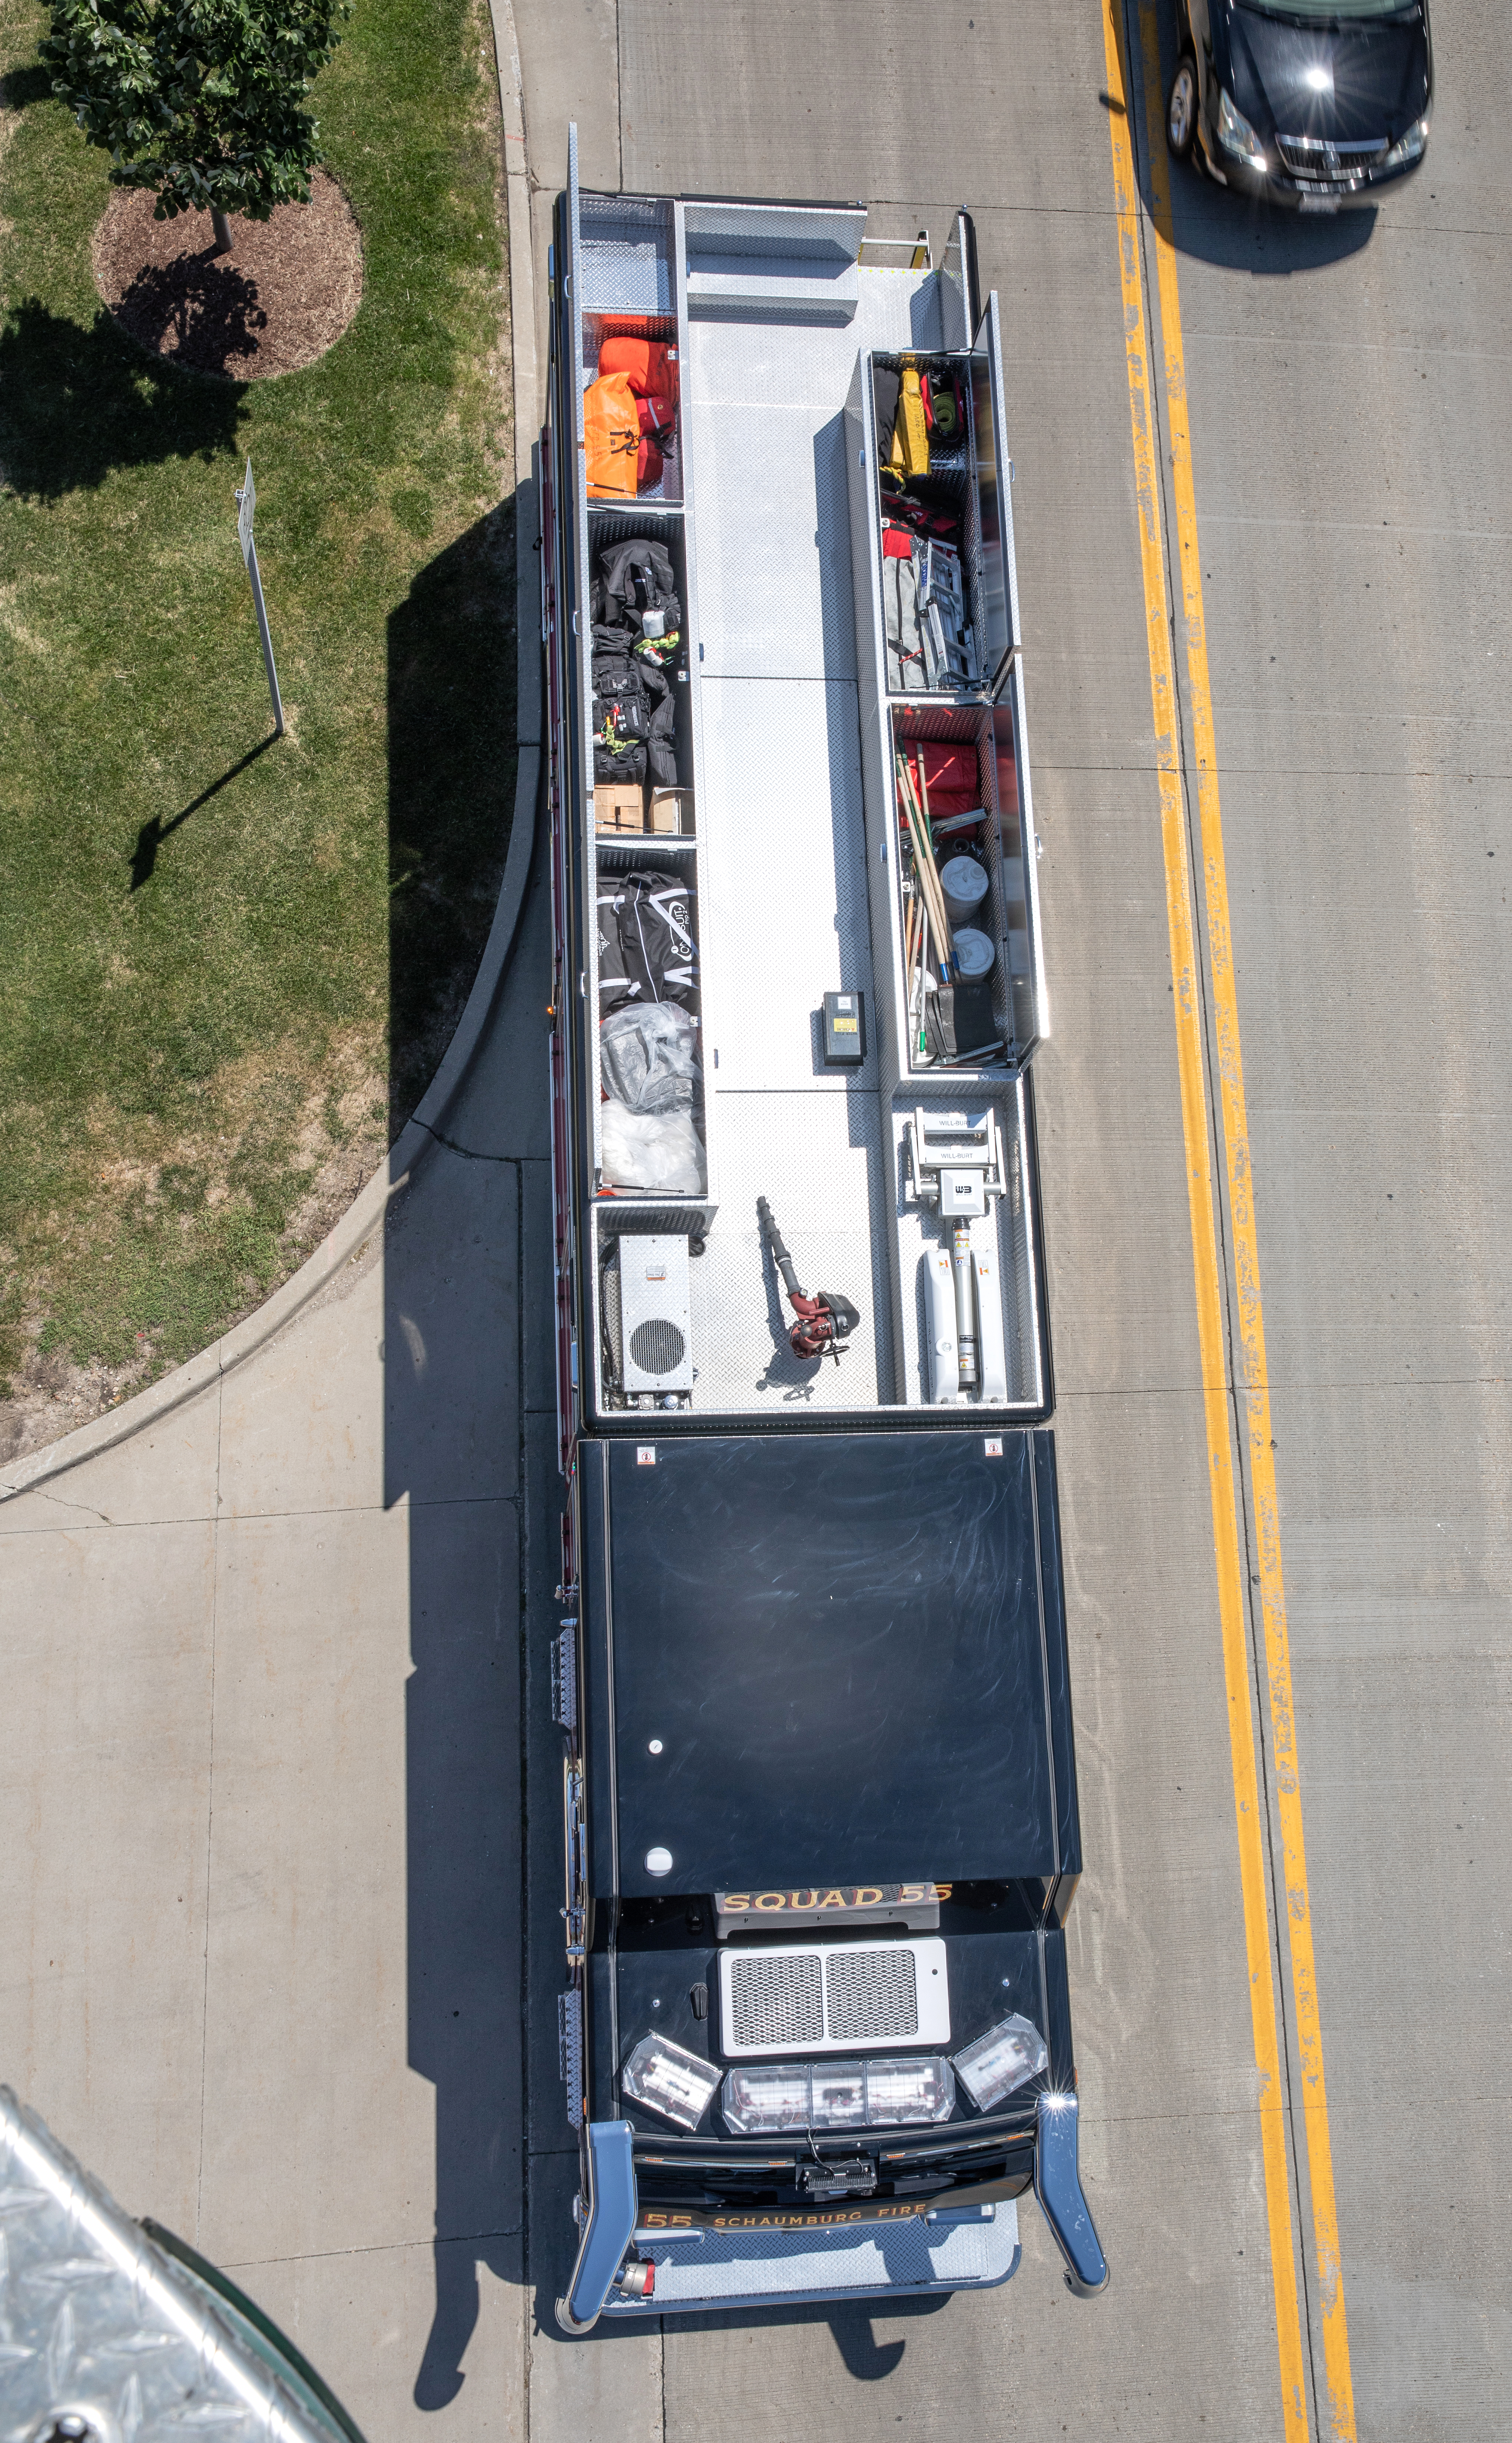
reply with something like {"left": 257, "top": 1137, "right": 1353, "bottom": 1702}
{"left": 717, "top": 1939, "right": 951, "bottom": 2058}
{"left": 616, "top": 1234, "right": 694, "bottom": 1396}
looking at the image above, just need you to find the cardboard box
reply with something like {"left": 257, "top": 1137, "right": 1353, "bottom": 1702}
{"left": 648, "top": 788, "right": 692, "bottom": 837}
{"left": 594, "top": 784, "right": 646, "bottom": 835}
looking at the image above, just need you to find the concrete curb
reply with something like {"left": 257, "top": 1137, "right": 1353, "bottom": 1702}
{"left": 0, "top": 0, "right": 543, "bottom": 1509}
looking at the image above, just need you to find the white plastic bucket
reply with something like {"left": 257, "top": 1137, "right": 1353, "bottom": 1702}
{"left": 939, "top": 855, "right": 990, "bottom": 928}
{"left": 952, "top": 926, "right": 995, "bottom": 979}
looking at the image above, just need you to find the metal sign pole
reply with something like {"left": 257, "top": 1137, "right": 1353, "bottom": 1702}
{"left": 234, "top": 458, "right": 284, "bottom": 737}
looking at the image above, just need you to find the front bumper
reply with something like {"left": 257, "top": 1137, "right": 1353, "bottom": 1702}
{"left": 607, "top": 2196, "right": 1021, "bottom": 2317}
{"left": 556, "top": 2092, "right": 1107, "bottom": 2332}
{"left": 1200, "top": 131, "right": 1426, "bottom": 211}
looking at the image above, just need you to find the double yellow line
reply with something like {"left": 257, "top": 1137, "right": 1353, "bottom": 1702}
{"left": 1098, "top": 4, "right": 1355, "bottom": 2434}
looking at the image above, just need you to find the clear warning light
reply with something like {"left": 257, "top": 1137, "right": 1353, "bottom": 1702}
{"left": 722, "top": 2058, "right": 954, "bottom": 2134}
{"left": 621, "top": 2034, "right": 720, "bottom": 2131}
{"left": 952, "top": 2013, "right": 1048, "bottom": 2111}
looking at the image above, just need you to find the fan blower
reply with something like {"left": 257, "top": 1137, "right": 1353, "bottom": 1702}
{"left": 757, "top": 1197, "right": 860, "bottom": 1365}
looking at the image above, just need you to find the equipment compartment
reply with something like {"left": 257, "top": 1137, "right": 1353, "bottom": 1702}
{"left": 559, "top": 178, "right": 1048, "bottom": 1430}
{"left": 584, "top": 513, "right": 695, "bottom": 801}
{"left": 574, "top": 192, "right": 683, "bottom": 505}
{"left": 882, "top": 701, "right": 1043, "bottom": 1080}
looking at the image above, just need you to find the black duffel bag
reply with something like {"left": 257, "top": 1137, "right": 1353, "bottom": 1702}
{"left": 597, "top": 870, "right": 698, "bottom": 1012}
{"left": 591, "top": 625, "right": 678, "bottom": 785}
{"left": 594, "top": 537, "right": 682, "bottom": 637}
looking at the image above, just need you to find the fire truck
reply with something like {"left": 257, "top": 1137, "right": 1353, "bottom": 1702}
{"left": 544, "top": 129, "right": 1107, "bottom": 2328}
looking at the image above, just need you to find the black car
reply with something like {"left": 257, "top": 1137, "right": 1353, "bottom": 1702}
{"left": 1166, "top": 0, "right": 1432, "bottom": 209}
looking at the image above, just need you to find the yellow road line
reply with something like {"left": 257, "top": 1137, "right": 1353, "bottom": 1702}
{"left": 1130, "top": 9, "right": 1357, "bottom": 2433}
{"left": 1098, "top": 4, "right": 1312, "bottom": 2433}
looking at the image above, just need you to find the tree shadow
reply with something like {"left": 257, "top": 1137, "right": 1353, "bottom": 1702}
{"left": 386, "top": 503, "right": 517, "bottom": 1134}
{"left": 0, "top": 62, "right": 52, "bottom": 109}
{"left": 0, "top": 297, "right": 245, "bottom": 500}
{"left": 111, "top": 252, "right": 269, "bottom": 379}
{"left": 1127, "top": 0, "right": 1376, "bottom": 274}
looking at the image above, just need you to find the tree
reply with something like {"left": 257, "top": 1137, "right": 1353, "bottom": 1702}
{"left": 43, "top": 0, "right": 348, "bottom": 255}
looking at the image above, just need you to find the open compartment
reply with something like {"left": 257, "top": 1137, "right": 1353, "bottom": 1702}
{"left": 868, "top": 348, "right": 981, "bottom": 694}
{"left": 884, "top": 700, "right": 1042, "bottom": 1078}
{"left": 887, "top": 1082, "right": 1047, "bottom": 1414}
{"left": 577, "top": 192, "right": 684, "bottom": 506}
{"left": 582, "top": 512, "right": 709, "bottom": 1227}
{"left": 849, "top": 295, "right": 1018, "bottom": 710}
{"left": 589, "top": 840, "right": 710, "bottom": 1230}
{"left": 580, "top": 1073, "right": 1047, "bottom": 1426}
{"left": 584, "top": 511, "right": 696, "bottom": 837}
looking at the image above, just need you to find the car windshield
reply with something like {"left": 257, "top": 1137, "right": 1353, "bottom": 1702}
{"left": 1244, "top": 1, "right": 1418, "bottom": 20}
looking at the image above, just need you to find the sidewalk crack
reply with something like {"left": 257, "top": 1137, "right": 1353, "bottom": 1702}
{"left": 416, "top": 1118, "right": 516, "bottom": 1164}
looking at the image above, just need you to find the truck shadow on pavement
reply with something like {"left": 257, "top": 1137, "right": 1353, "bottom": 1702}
{"left": 384, "top": 506, "right": 523, "bottom": 2412}
{"left": 671, "top": 2293, "right": 951, "bottom": 2379}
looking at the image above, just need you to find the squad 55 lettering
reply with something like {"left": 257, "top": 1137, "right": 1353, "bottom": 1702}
{"left": 716, "top": 1882, "right": 945, "bottom": 1915}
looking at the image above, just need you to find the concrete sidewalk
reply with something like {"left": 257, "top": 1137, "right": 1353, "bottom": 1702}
{"left": 1, "top": 2, "right": 548, "bottom": 2434}
{"left": 0, "top": 813, "right": 554, "bottom": 2434}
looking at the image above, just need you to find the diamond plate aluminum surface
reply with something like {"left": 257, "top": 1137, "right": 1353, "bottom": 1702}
{"left": 696, "top": 677, "right": 876, "bottom": 1092}
{"left": 685, "top": 401, "right": 856, "bottom": 679}
{"left": 0, "top": 2085, "right": 344, "bottom": 2443}
{"left": 686, "top": 253, "right": 860, "bottom": 325}
{"left": 686, "top": 1088, "right": 894, "bottom": 1413}
{"left": 578, "top": 194, "right": 673, "bottom": 314}
{"left": 608, "top": 2201, "right": 1018, "bottom": 2308}
{"left": 682, "top": 200, "right": 866, "bottom": 261}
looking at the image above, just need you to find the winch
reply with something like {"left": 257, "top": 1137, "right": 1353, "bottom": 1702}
{"left": 907, "top": 1108, "right": 1010, "bottom": 1404}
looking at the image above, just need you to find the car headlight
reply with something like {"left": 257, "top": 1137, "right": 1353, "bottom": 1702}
{"left": 1218, "top": 87, "right": 1269, "bottom": 171}
{"left": 1384, "top": 113, "right": 1430, "bottom": 169}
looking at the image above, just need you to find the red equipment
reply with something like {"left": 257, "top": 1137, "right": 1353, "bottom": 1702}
{"left": 757, "top": 1197, "right": 860, "bottom": 1365}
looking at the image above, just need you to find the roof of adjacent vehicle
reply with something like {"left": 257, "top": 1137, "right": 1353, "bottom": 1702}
{"left": 580, "top": 1428, "right": 1080, "bottom": 1899}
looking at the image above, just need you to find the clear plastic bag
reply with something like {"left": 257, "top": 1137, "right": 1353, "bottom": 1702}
{"left": 600, "top": 1100, "right": 706, "bottom": 1194}
{"left": 600, "top": 1003, "right": 701, "bottom": 1114}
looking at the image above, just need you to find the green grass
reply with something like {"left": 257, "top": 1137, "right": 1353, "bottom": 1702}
{"left": 0, "top": 0, "right": 515, "bottom": 1419}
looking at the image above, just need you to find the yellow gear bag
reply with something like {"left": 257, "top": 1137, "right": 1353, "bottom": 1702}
{"left": 890, "top": 363, "right": 929, "bottom": 479}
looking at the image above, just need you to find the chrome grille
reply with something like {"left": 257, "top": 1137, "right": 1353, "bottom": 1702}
{"left": 728, "top": 1950, "right": 824, "bottom": 2049}
{"left": 826, "top": 1946, "right": 919, "bottom": 2043}
{"left": 1277, "top": 135, "right": 1387, "bottom": 182}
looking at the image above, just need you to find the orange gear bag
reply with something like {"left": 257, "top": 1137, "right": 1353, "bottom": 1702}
{"left": 598, "top": 337, "right": 679, "bottom": 402}
{"left": 584, "top": 371, "right": 641, "bottom": 498}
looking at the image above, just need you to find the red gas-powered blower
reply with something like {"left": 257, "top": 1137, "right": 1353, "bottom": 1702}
{"left": 757, "top": 1197, "right": 860, "bottom": 1365}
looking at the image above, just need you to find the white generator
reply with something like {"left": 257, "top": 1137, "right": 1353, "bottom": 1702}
{"left": 615, "top": 1234, "right": 694, "bottom": 1399}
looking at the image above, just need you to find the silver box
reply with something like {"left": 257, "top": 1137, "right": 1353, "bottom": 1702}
{"left": 617, "top": 1234, "right": 694, "bottom": 1394}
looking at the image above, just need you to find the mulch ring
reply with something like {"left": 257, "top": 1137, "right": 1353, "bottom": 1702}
{"left": 93, "top": 172, "right": 364, "bottom": 379}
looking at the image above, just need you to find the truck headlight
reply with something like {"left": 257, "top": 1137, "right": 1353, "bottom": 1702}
{"left": 1218, "top": 88, "right": 1268, "bottom": 172}
{"left": 721, "top": 2057, "right": 955, "bottom": 2135}
{"left": 1384, "top": 113, "right": 1430, "bottom": 169}
{"left": 620, "top": 2033, "right": 721, "bottom": 2131}
{"left": 951, "top": 2012, "right": 1049, "bottom": 2111}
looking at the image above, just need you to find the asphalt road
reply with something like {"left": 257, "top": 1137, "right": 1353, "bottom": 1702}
{"left": 514, "top": 3, "right": 1512, "bottom": 2439}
